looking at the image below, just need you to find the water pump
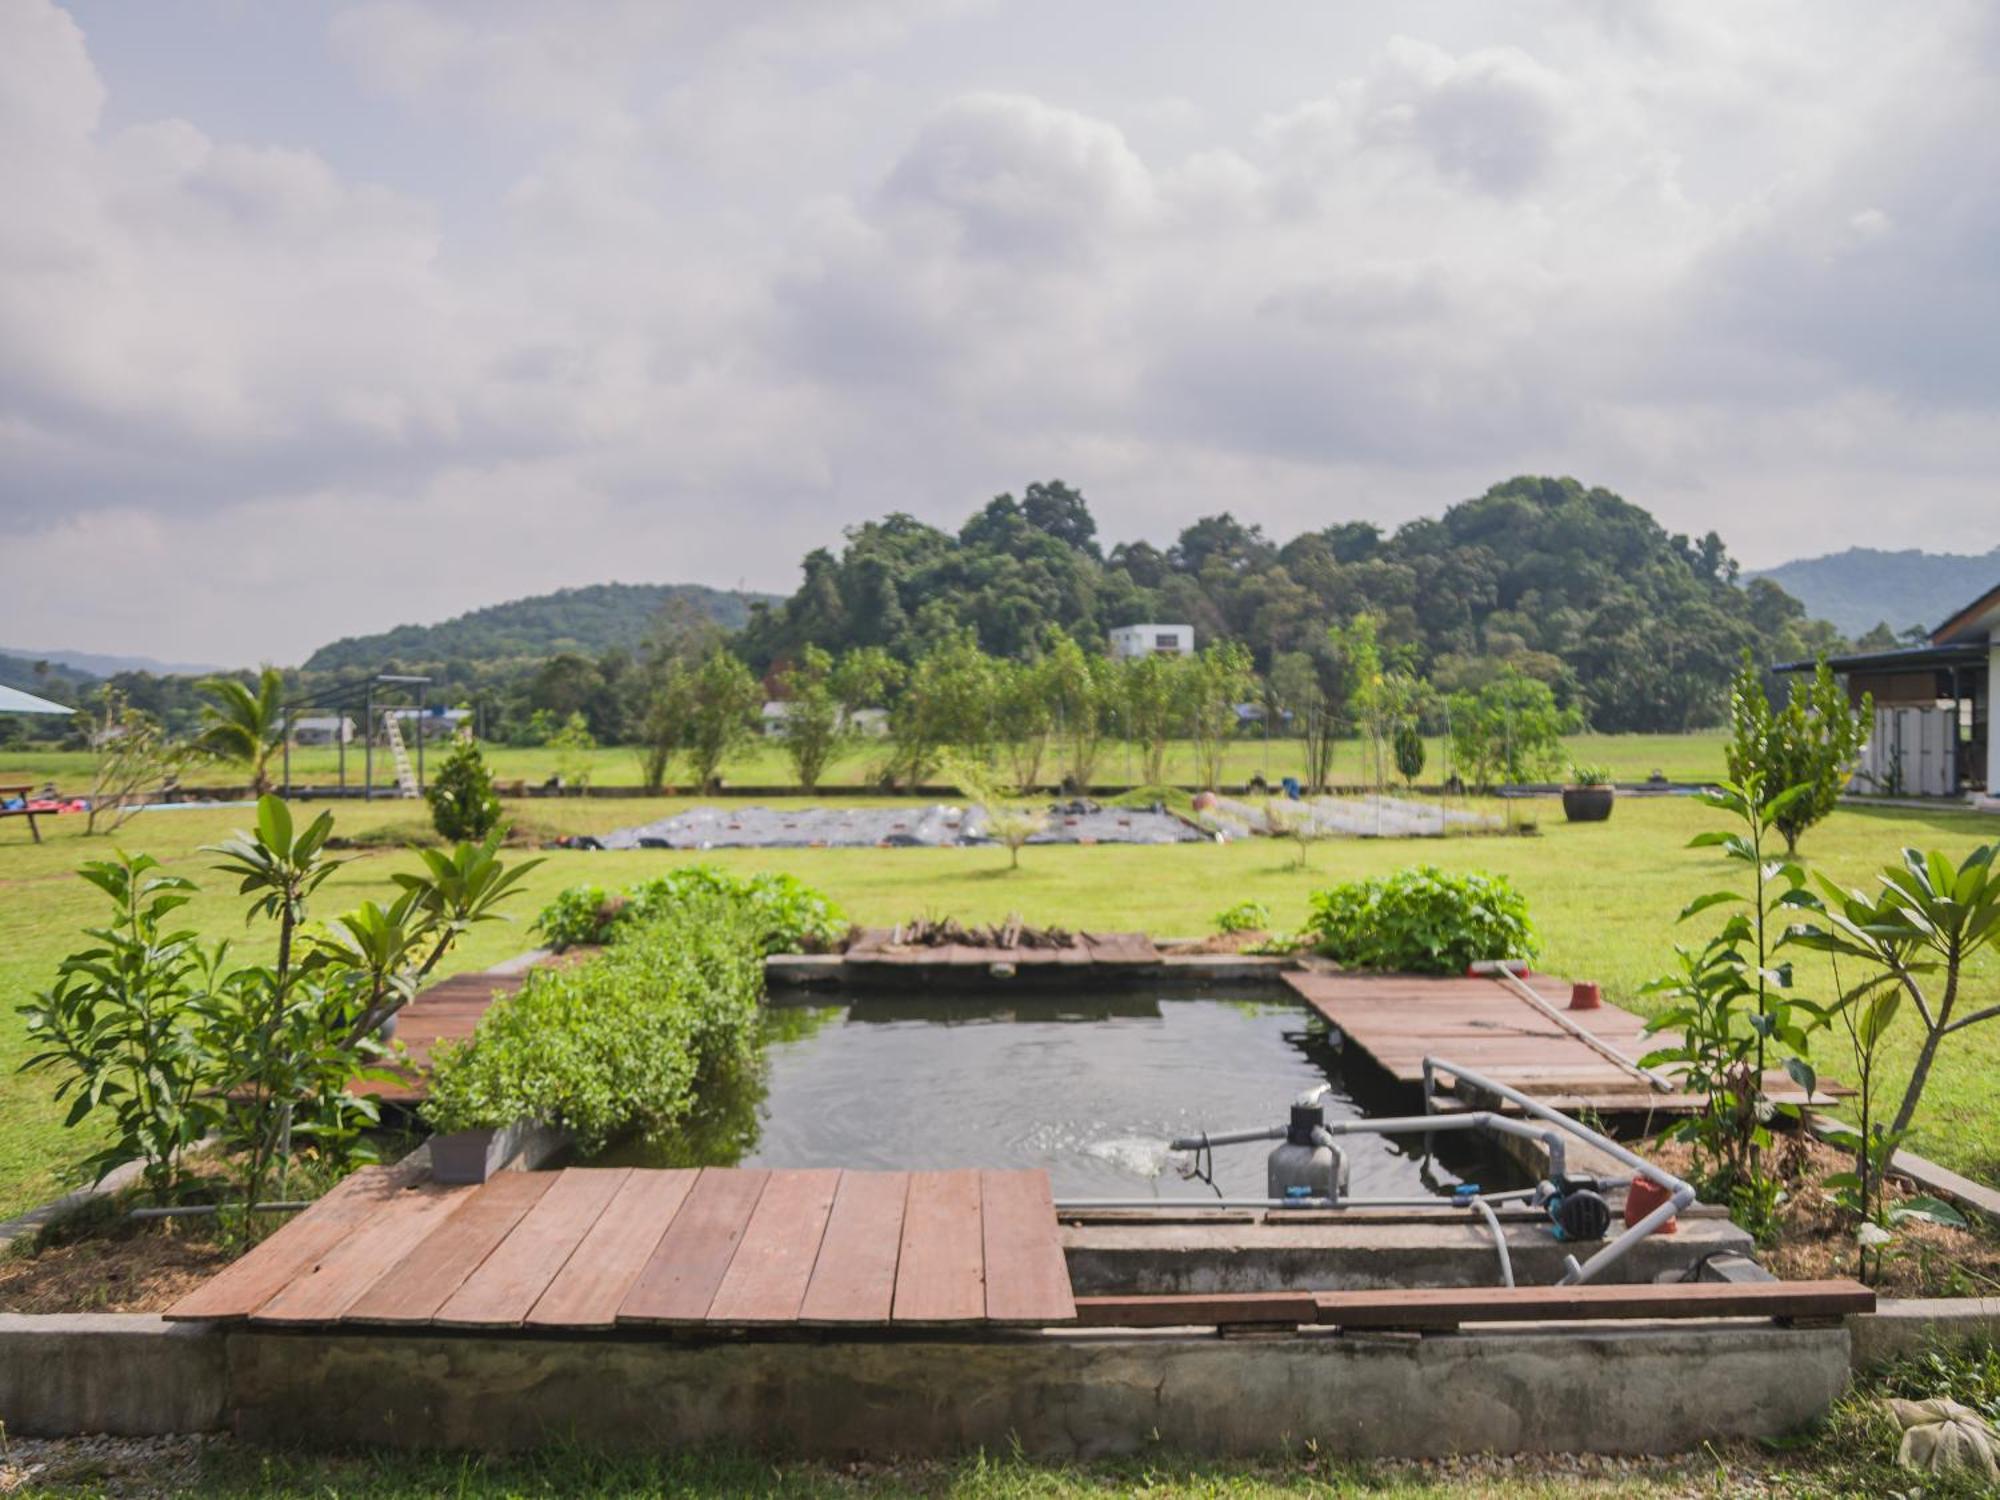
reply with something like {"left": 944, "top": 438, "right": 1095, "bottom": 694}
{"left": 1265, "top": 1087, "right": 1350, "bottom": 1205}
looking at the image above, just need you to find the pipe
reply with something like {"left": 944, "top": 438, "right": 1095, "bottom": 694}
{"left": 1052, "top": 1191, "right": 1543, "bottom": 1211}
{"left": 1483, "top": 966, "right": 1675, "bottom": 1093}
{"left": 1423, "top": 1054, "right": 1696, "bottom": 1285}
{"left": 1169, "top": 1126, "right": 1286, "bottom": 1151}
{"left": 128, "top": 1202, "right": 310, "bottom": 1220}
{"left": 1468, "top": 1196, "right": 1515, "bottom": 1287}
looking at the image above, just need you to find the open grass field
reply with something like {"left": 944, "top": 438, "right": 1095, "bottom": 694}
{"left": 1, "top": 766, "right": 1994, "bottom": 1222}
{"left": 0, "top": 729, "right": 1729, "bottom": 795}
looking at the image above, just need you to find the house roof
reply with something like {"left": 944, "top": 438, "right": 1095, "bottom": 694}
{"left": 1931, "top": 581, "right": 2000, "bottom": 647}
{"left": 1774, "top": 642, "right": 1989, "bottom": 675}
{"left": 0, "top": 683, "right": 74, "bottom": 715}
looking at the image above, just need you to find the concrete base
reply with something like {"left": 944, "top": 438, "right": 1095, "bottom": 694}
{"left": 1850, "top": 1298, "right": 2000, "bottom": 1372}
{"left": 1063, "top": 1215, "right": 1757, "bottom": 1294}
{"left": 225, "top": 1322, "right": 1849, "bottom": 1458}
{"left": 0, "top": 1315, "right": 225, "bottom": 1436}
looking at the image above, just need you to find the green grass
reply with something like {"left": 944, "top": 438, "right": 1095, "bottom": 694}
{"left": 0, "top": 773, "right": 1994, "bottom": 1220}
{"left": 0, "top": 730, "right": 1729, "bottom": 794}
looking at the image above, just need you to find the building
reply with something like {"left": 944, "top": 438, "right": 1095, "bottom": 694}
{"left": 1778, "top": 580, "right": 1997, "bottom": 804}
{"left": 1109, "top": 623, "right": 1194, "bottom": 660}
{"left": 759, "top": 702, "right": 890, "bottom": 738}
{"left": 384, "top": 706, "right": 471, "bottom": 742}
{"left": 290, "top": 714, "right": 356, "bottom": 747}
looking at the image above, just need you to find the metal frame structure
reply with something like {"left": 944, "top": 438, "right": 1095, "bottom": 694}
{"left": 280, "top": 674, "right": 432, "bottom": 799}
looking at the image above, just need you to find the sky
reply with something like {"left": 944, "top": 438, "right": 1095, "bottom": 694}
{"left": 2, "top": 0, "right": 1997, "bottom": 666}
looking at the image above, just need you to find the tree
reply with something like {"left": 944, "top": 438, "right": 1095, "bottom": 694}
{"left": 1393, "top": 722, "right": 1426, "bottom": 788}
{"left": 1724, "top": 652, "right": 1870, "bottom": 855}
{"left": 1118, "top": 653, "right": 1181, "bottom": 786}
{"left": 84, "top": 689, "right": 193, "bottom": 836}
{"left": 1043, "top": 629, "right": 1107, "bottom": 791}
{"left": 1270, "top": 648, "right": 1343, "bottom": 793}
{"left": 1446, "top": 670, "right": 1579, "bottom": 789}
{"left": 775, "top": 645, "right": 842, "bottom": 793}
{"left": 685, "top": 650, "right": 760, "bottom": 791}
{"left": 427, "top": 737, "right": 501, "bottom": 841}
{"left": 993, "top": 655, "right": 1056, "bottom": 793}
{"left": 1331, "top": 617, "right": 1387, "bottom": 788}
{"left": 943, "top": 753, "right": 1047, "bottom": 870}
{"left": 549, "top": 712, "right": 597, "bottom": 792}
{"left": 1185, "top": 641, "right": 1254, "bottom": 790}
{"left": 196, "top": 666, "right": 286, "bottom": 794}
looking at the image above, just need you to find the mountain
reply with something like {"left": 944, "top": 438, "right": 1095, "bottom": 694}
{"left": 3, "top": 646, "right": 223, "bottom": 677}
{"left": 1750, "top": 545, "right": 2000, "bottom": 638}
{"left": 304, "top": 582, "right": 774, "bottom": 672}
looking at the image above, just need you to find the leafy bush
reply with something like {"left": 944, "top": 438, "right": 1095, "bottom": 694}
{"left": 1569, "top": 763, "right": 1612, "bottom": 787}
{"left": 1212, "top": 898, "right": 1272, "bottom": 934}
{"left": 427, "top": 738, "right": 501, "bottom": 842}
{"left": 535, "top": 867, "right": 844, "bottom": 955}
{"left": 422, "top": 898, "right": 762, "bottom": 1149}
{"left": 1725, "top": 651, "right": 1870, "bottom": 854}
{"left": 1306, "top": 865, "right": 1537, "bottom": 974}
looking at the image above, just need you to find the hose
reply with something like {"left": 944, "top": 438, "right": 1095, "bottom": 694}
{"left": 1467, "top": 1196, "right": 1515, "bottom": 1287}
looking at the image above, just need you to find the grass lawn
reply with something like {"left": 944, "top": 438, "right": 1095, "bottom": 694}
{"left": 0, "top": 779, "right": 1993, "bottom": 1221}
{"left": 0, "top": 729, "right": 1728, "bottom": 795}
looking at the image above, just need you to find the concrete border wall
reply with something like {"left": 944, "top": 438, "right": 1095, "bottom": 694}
{"left": 0, "top": 1315, "right": 225, "bottom": 1436}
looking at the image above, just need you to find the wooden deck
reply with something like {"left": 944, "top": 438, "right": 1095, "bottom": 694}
{"left": 369, "top": 963, "right": 544, "bottom": 1105}
{"left": 166, "top": 1165, "right": 1077, "bottom": 1332}
{"left": 1286, "top": 971, "right": 1840, "bottom": 1113}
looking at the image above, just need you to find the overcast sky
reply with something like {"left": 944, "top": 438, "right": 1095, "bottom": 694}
{"left": 3, "top": 1, "right": 1997, "bottom": 665}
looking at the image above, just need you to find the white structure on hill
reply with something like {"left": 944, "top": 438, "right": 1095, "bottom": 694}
{"left": 1109, "top": 624, "right": 1194, "bottom": 660}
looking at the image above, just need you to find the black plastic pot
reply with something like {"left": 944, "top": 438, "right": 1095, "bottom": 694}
{"left": 1561, "top": 785, "right": 1616, "bottom": 823}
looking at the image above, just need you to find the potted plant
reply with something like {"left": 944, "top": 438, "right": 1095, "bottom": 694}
{"left": 1562, "top": 764, "right": 1616, "bottom": 822}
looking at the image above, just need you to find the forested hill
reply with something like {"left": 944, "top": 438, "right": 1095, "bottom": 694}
{"left": 1750, "top": 545, "right": 2000, "bottom": 638}
{"left": 739, "top": 476, "right": 1842, "bottom": 733}
{"left": 305, "top": 583, "right": 772, "bottom": 672}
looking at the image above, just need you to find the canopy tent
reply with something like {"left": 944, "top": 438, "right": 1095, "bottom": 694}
{"left": 0, "top": 683, "right": 75, "bottom": 715}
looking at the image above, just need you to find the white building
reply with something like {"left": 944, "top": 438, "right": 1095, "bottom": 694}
{"left": 1109, "top": 623, "right": 1194, "bottom": 660}
{"left": 385, "top": 706, "right": 471, "bottom": 741}
{"left": 760, "top": 702, "right": 891, "bottom": 738}
{"left": 291, "top": 714, "right": 356, "bottom": 747}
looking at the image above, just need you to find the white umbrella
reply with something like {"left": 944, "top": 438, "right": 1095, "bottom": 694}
{"left": 0, "top": 683, "right": 75, "bottom": 715}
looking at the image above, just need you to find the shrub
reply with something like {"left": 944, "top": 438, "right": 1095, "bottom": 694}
{"left": 427, "top": 738, "right": 501, "bottom": 842}
{"left": 1725, "top": 651, "right": 1870, "bottom": 855}
{"left": 1212, "top": 898, "right": 1272, "bottom": 934}
{"left": 422, "top": 898, "right": 762, "bottom": 1150}
{"left": 1393, "top": 722, "right": 1425, "bottom": 787}
{"left": 1306, "top": 865, "right": 1537, "bottom": 974}
{"left": 535, "top": 867, "right": 844, "bottom": 955}
{"left": 1570, "top": 763, "right": 1612, "bottom": 787}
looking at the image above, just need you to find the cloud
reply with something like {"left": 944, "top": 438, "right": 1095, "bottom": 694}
{"left": 2, "top": 0, "right": 1998, "bottom": 661}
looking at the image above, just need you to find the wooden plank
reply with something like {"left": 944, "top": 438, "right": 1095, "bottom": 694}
{"left": 1074, "top": 1291, "right": 1316, "bottom": 1328}
{"left": 979, "top": 1170, "right": 1075, "bottom": 1325}
{"left": 705, "top": 1168, "right": 841, "bottom": 1325}
{"left": 344, "top": 1171, "right": 555, "bottom": 1325}
{"left": 891, "top": 1168, "right": 985, "bottom": 1324}
{"left": 165, "top": 1164, "right": 423, "bottom": 1322}
{"left": 798, "top": 1171, "right": 909, "bottom": 1325}
{"left": 527, "top": 1168, "right": 699, "bottom": 1330}
{"left": 251, "top": 1179, "right": 472, "bottom": 1325}
{"left": 1074, "top": 1280, "right": 1875, "bottom": 1330}
{"left": 434, "top": 1168, "right": 628, "bottom": 1328}
{"left": 619, "top": 1168, "right": 770, "bottom": 1325}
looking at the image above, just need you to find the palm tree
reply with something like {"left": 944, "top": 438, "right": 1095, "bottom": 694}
{"left": 197, "top": 666, "right": 286, "bottom": 795}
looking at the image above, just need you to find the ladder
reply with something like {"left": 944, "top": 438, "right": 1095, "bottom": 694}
{"left": 382, "top": 711, "right": 421, "bottom": 799}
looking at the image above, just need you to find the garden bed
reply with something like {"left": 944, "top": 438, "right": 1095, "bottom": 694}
{"left": 0, "top": 1210, "right": 235, "bottom": 1314}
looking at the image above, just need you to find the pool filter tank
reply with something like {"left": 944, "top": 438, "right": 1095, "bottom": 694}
{"left": 1266, "top": 1089, "right": 1349, "bottom": 1204}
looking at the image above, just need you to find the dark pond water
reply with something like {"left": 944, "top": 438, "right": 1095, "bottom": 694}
{"left": 580, "top": 991, "right": 1526, "bottom": 1201}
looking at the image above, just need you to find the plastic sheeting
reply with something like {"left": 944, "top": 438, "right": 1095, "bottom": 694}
{"left": 597, "top": 801, "right": 1206, "bottom": 850}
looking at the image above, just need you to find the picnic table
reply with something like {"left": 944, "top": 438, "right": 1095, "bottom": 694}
{"left": 0, "top": 784, "right": 44, "bottom": 843}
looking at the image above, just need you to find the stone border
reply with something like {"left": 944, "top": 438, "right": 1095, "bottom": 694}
{"left": 1805, "top": 1113, "right": 2000, "bottom": 1226}
{"left": 765, "top": 951, "right": 1297, "bottom": 989}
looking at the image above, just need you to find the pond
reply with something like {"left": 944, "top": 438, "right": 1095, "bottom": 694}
{"left": 578, "top": 990, "right": 1529, "bottom": 1201}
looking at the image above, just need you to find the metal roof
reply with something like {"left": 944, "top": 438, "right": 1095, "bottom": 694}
{"left": 1773, "top": 642, "right": 1989, "bottom": 675}
{"left": 0, "top": 683, "right": 75, "bottom": 715}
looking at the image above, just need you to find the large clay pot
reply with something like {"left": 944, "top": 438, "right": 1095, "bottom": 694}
{"left": 1562, "top": 785, "right": 1616, "bottom": 823}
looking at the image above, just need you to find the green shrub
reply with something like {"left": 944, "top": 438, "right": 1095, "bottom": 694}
{"left": 426, "top": 738, "right": 501, "bottom": 842}
{"left": 534, "top": 867, "right": 844, "bottom": 955}
{"left": 423, "top": 897, "right": 762, "bottom": 1150}
{"left": 1306, "top": 865, "right": 1537, "bottom": 974}
{"left": 1212, "top": 898, "right": 1273, "bottom": 934}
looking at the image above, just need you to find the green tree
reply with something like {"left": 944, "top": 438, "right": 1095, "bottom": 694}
{"left": 685, "top": 650, "right": 760, "bottom": 792}
{"left": 1393, "top": 722, "right": 1426, "bottom": 787}
{"left": 427, "top": 737, "right": 501, "bottom": 842}
{"left": 1724, "top": 652, "right": 1870, "bottom": 855}
{"left": 1118, "top": 652, "right": 1181, "bottom": 786}
{"left": 196, "top": 665, "right": 286, "bottom": 795}
{"left": 1185, "top": 641, "right": 1254, "bottom": 791}
{"left": 1446, "top": 670, "right": 1579, "bottom": 789}
{"left": 1043, "top": 629, "right": 1108, "bottom": 790}
{"left": 993, "top": 654, "right": 1056, "bottom": 793}
{"left": 548, "top": 711, "right": 598, "bottom": 792}
{"left": 1270, "top": 648, "right": 1343, "bottom": 793}
{"left": 774, "top": 645, "right": 842, "bottom": 793}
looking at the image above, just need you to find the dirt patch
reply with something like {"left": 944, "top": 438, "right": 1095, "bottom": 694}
{"left": 0, "top": 1224, "right": 235, "bottom": 1313}
{"left": 1645, "top": 1132, "right": 2000, "bottom": 1298}
{"left": 1157, "top": 930, "right": 1288, "bottom": 955}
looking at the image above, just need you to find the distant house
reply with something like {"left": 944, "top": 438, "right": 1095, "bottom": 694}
{"left": 291, "top": 715, "right": 355, "bottom": 747}
{"left": 1109, "top": 624, "right": 1194, "bottom": 660}
{"left": 384, "top": 706, "right": 470, "bottom": 742}
{"left": 1779, "top": 580, "right": 1997, "bottom": 804}
{"left": 760, "top": 702, "right": 890, "bottom": 739}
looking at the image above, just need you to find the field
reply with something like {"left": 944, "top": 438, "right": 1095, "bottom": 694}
{"left": 0, "top": 729, "right": 1730, "bottom": 795}
{"left": 0, "top": 762, "right": 1994, "bottom": 1223}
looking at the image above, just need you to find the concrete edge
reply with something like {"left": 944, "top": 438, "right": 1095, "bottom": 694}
{"left": 764, "top": 951, "right": 1297, "bottom": 989}
{"left": 1805, "top": 1113, "right": 2000, "bottom": 1226}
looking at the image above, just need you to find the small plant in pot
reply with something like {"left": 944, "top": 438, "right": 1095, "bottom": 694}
{"left": 1562, "top": 764, "right": 1616, "bottom": 822}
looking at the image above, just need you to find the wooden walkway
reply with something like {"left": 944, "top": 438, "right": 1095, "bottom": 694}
{"left": 1286, "top": 971, "right": 1840, "bottom": 1113}
{"left": 369, "top": 962, "right": 547, "bottom": 1105}
{"left": 166, "top": 1165, "right": 1076, "bottom": 1332}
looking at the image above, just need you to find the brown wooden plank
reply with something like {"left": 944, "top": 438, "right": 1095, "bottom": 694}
{"left": 1074, "top": 1280, "right": 1875, "bottom": 1330}
{"left": 618, "top": 1168, "right": 770, "bottom": 1325}
{"left": 526, "top": 1168, "right": 699, "bottom": 1330}
{"left": 891, "top": 1168, "right": 985, "bottom": 1324}
{"left": 798, "top": 1171, "right": 909, "bottom": 1325}
{"left": 433, "top": 1168, "right": 628, "bottom": 1328}
{"left": 165, "top": 1164, "right": 422, "bottom": 1322}
{"left": 251, "top": 1179, "right": 473, "bottom": 1325}
{"left": 1074, "top": 1291, "right": 1316, "bottom": 1328}
{"left": 343, "top": 1171, "right": 554, "bottom": 1325}
{"left": 979, "top": 1169, "right": 1075, "bottom": 1325}
{"left": 1311, "top": 1280, "right": 1876, "bottom": 1329}
{"left": 705, "top": 1168, "right": 840, "bottom": 1325}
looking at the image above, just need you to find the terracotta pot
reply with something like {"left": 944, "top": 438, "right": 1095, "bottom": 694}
{"left": 1561, "top": 785, "right": 1616, "bottom": 822}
